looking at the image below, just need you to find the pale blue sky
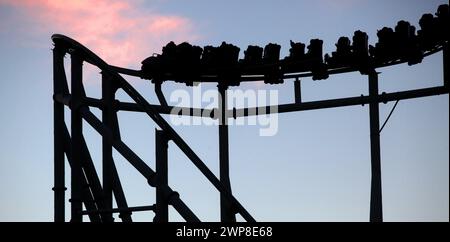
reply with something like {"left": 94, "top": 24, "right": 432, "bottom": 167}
{"left": 0, "top": 0, "right": 448, "bottom": 221}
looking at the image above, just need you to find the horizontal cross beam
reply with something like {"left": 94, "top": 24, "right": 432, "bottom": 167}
{"left": 54, "top": 85, "right": 449, "bottom": 118}
{"left": 81, "top": 205, "right": 156, "bottom": 215}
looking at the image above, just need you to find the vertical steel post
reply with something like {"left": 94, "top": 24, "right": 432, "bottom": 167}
{"left": 218, "top": 85, "right": 236, "bottom": 222}
{"left": 53, "top": 46, "right": 66, "bottom": 222}
{"left": 155, "top": 129, "right": 169, "bottom": 222}
{"left": 70, "top": 52, "right": 83, "bottom": 222}
{"left": 444, "top": 42, "right": 448, "bottom": 88}
{"left": 102, "top": 73, "right": 116, "bottom": 222}
{"left": 294, "top": 78, "right": 302, "bottom": 103}
{"left": 368, "top": 72, "right": 383, "bottom": 222}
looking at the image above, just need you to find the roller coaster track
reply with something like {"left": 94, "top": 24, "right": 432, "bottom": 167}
{"left": 52, "top": 19, "right": 448, "bottom": 222}
{"left": 53, "top": 34, "right": 445, "bottom": 83}
{"left": 119, "top": 45, "right": 445, "bottom": 82}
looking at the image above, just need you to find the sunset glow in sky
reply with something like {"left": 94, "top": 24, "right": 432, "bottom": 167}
{"left": 0, "top": 0, "right": 198, "bottom": 66}
{"left": 0, "top": 0, "right": 448, "bottom": 222}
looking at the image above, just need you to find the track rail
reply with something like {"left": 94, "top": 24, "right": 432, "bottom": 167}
{"left": 52, "top": 34, "right": 445, "bottom": 83}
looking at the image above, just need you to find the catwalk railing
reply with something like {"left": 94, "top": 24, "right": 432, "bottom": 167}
{"left": 53, "top": 34, "right": 448, "bottom": 222}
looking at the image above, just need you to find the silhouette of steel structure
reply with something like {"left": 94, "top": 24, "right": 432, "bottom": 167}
{"left": 52, "top": 30, "right": 448, "bottom": 222}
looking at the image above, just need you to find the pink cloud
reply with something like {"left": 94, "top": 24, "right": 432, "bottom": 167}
{"left": 0, "top": 0, "right": 200, "bottom": 68}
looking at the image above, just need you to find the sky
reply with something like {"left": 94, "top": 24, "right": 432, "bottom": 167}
{"left": 0, "top": 0, "right": 448, "bottom": 222}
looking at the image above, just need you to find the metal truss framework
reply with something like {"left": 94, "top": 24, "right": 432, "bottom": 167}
{"left": 52, "top": 34, "right": 448, "bottom": 222}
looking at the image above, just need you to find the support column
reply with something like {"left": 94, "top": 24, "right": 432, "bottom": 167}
{"left": 70, "top": 52, "right": 83, "bottom": 222}
{"left": 218, "top": 85, "right": 236, "bottom": 222}
{"left": 53, "top": 46, "right": 66, "bottom": 222}
{"left": 102, "top": 73, "right": 116, "bottom": 222}
{"left": 294, "top": 78, "right": 302, "bottom": 103}
{"left": 368, "top": 72, "right": 383, "bottom": 222}
{"left": 154, "top": 129, "right": 169, "bottom": 222}
{"left": 444, "top": 42, "right": 448, "bottom": 88}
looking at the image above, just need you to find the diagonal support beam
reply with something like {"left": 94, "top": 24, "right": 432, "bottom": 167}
{"left": 62, "top": 125, "right": 104, "bottom": 222}
{"left": 79, "top": 107, "right": 201, "bottom": 222}
{"left": 62, "top": 125, "right": 102, "bottom": 222}
{"left": 111, "top": 160, "right": 133, "bottom": 222}
{"left": 63, "top": 124, "right": 132, "bottom": 222}
{"left": 116, "top": 75, "right": 256, "bottom": 222}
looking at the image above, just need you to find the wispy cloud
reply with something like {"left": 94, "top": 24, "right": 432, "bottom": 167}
{"left": 0, "top": 0, "right": 200, "bottom": 68}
